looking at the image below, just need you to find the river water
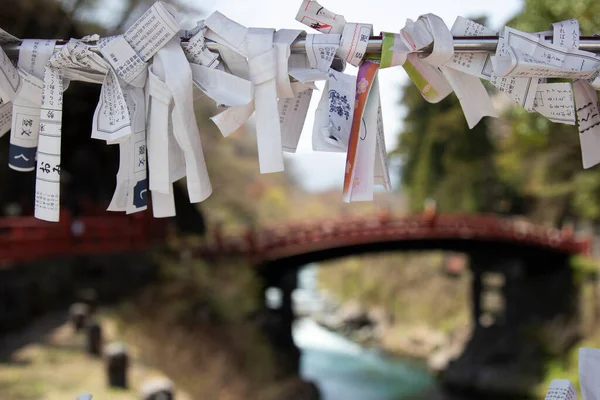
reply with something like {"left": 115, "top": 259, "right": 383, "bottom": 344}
{"left": 291, "top": 264, "right": 438, "bottom": 400}
{"left": 293, "top": 318, "right": 436, "bottom": 399}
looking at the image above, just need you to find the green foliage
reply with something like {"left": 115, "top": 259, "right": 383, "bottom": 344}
{"left": 508, "top": 0, "right": 600, "bottom": 34}
{"left": 570, "top": 255, "right": 599, "bottom": 284}
{"left": 397, "top": 79, "right": 515, "bottom": 214}
{"left": 501, "top": 0, "right": 600, "bottom": 224}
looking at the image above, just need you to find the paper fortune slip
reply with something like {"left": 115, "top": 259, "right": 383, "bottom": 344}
{"left": 0, "top": 0, "right": 597, "bottom": 221}
{"left": 544, "top": 379, "right": 577, "bottom": 400}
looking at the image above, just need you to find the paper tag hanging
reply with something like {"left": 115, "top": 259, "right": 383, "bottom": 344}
{"left": 156, "top": 39, "right": 212, "bottom": 203}
{"left": 438, "top": 17, "right": 497, "bottom": 128}
{"left": 91, "top": 68, "right": 132, "bottom": 141}
{"left": 184, "top": 22, "right": 220, "bottom": 68}
{"left": 34, "top": 39, "right": 111, "bottom": 221}
{"left": 295, "top": 0, "right": 346, "bottom": 34}
{"left": 313, "top": 69, "right": 356, "bottom": 152}
{"left": 123, "top": 1, "right": 181, "bottom": 62}
{"left": 338, "top": 23, "right": 372, "bottom": 67}
{"left": 34, "top": 66, "right": 64, "bottom": 222}
{"left": 543, "top": 379, "right": 577, "bottom": 400}
{"left": 574, "top": 79, "right": 600, "bottom": 168}
{"left": 280, "top": 83, "right": 313, "bottom": 153}
{"left": 343, "top": 60, "right": 389, "bottom": 202}
{"left": 9, "top": 40, "right": 56, "bottom": 171}
{"left": 0, "top": 45, "right": 19, "bottom": 103}
{"left": 98, "top": 35, "right": 148, "bottom": 87}
{"left": 107, "top": 87, "right": 148, "bottom": 214}
{"left": 0, "top": 100, "right": 11, "bottom": 136}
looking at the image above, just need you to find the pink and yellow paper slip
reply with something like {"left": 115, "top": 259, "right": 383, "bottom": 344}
{"left": 342, "top": 60, "right": 391, "bottom": 202}
{"left": 380, "top": 31, "right": 452, "bottom": 103}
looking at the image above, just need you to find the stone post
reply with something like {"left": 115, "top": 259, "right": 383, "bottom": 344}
{"left": 69, "top": 302, "right": 89, "bottom": 332}
{"left": 86, "top": 320, "right": 103, "bottom": 357}
{"left": 105, "top": 342, "right": 128, "bottom": 389}
{"left": 140, "top": 378, "right": 174, "bottom": 400}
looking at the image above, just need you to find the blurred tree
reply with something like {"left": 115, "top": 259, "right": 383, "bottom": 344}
{"left": 396, "top": 8, "right": 600, "bottom": 226}
{"left": 56, "top": 0, "right": 203, "bottom": 35}
{"left": 395, "top": 15, "right": 526, "bottom": 216}
{"left": 497, "top": 0, "right": 600, "bottom": 225}
{"left": 396, "top": 79, "right": 501, "bottom": 214}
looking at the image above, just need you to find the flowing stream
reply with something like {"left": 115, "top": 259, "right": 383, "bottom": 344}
{"left": 290, "top": 264, "right": 438, "bottom": 400}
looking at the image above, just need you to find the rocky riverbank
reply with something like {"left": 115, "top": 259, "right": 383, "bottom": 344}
{"left": 312, "top": 299, "right": 472, "bottom": 375}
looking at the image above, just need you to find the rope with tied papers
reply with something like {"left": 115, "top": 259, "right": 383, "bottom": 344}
{"left": 0, "top": 0, "right": 599, "bottom": 221}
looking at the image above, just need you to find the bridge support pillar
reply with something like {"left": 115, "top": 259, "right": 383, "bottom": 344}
{"left": 443, "top": 251, "right": 580, "bottom": 396}
{"left": 259, "top": 269, "right": 301, "bottom": 377}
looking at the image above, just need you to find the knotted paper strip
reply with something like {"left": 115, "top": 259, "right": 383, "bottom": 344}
{"left": 9, "top": 40, "right": 55, "bottom": 171}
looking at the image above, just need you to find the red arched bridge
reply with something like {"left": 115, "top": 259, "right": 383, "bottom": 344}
{"left": 0, "top": 211, "right": 590, "bottom": 268}
{"left": 0, "top": 211, "right": 167, "bottom": 267}
{"left": 196, "top": 212, "right": 591, "bottom": 267}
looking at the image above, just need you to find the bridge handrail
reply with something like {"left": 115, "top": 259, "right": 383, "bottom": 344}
{"left": 0, "top": 211, "right": 168, "bottom": 265}
{"left": 195, "top": 213, "right": 590, "bottom": 259}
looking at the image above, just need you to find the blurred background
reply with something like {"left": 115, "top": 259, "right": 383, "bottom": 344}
{"left": 0, "top": 0, "right": 599, "bottom": 399}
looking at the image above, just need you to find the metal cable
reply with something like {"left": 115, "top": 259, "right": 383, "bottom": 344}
{"left": 4, "top": 36, "right": 600, "bottom": 59}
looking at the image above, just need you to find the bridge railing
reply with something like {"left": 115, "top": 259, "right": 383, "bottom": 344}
{"left": 196, "top": 213, "right": 591, "bottom": 260}
{"left": 0, "top": 211, "right": 168, "bottom": 266}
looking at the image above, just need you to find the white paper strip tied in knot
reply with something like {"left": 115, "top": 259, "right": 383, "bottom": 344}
{"left": 0, "top": 28, "right": 20, "bottom": 106}
{"left": 204, "top": 13, "right": 255, "bottom": 135}
{"left": 491, "top": 27, "right": 600, "bottom": 81}
{"left": 184, "top": 22, "right": 220, "bottom": 68}
{"left": 146, "top": 38, "right": 212, "bottom": 218}
{"left": 146, "top": 66, "right": 181, "bottom": 217}
{"left": 0, "top": 29, "right": 22, "bottom": 138}
{"left": 247, "top": 28, "right": 285, "bottom": 174}
{"left": 9, "top": 40, "right": 55, "bottom": 171}
{"left": 274, "top": 29, "right": 304, "bottom": 99}
{"left": 35, "top": 38, "right": 109, "bottom": 222}
{"left": 398, "top": 14, "right": 453, "bottom": 103}
{"left": 94, "top": 2, "right": 180, "bottom": 215}
{"left": 401, "top": 14, "right": 498, "bottom": 128}
{"left": 489, "top": 20, "right": 596, "bottom": 122}
{"left": 107, "top": 87, "right": 148, "bottom": 214}
{"left": 531, "top": 20, "right": 578, "bottom": 126}
{"left": 338, "top": 23, "right": 372, "bottom": 67}
{"left": 295, "top": 0, "right": 370, "bottom": 68}
{"left": 274, "top": 29, "right": 315, "bottom": 153}
{"left": 446, "top": 18, "right": 540, "bottom": 116}
{"left": 207, "top": 12, "right": 319, "bottom": 157}
{"left": 436, "top": 16, "right": 499, "bottom": 128}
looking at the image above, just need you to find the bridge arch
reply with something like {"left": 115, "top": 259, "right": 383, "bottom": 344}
{"left": 197, "top": 213, "right": 588, "bottom": 395}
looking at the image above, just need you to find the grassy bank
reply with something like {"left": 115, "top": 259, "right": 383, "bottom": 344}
{"left": 114, "top": 251, "right": 306, "bottom": 399}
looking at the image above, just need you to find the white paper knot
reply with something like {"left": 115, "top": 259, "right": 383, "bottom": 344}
{"left": 248, "top": 47, "right": 277, "bottom": 84}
